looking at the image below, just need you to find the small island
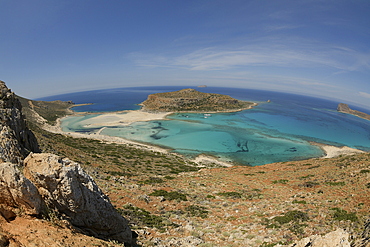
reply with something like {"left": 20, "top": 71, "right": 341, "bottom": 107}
{"left": 140, "top": 88, "right": 256, "bottom": 112}
{"left": 337, "top": 103, "right": 370, "bottom": 121}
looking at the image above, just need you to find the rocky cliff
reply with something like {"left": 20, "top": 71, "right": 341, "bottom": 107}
{"left": 141, "top": 88, "right": 255, "bottom": 112}
{"left": 0, "top": 81, "right": 132, "bottom": 245}
{"left": 337, "top": 103, "right": 370, "bottom": 121}
{"left": 0, "top": 81, "right": 40, "bottom": 164}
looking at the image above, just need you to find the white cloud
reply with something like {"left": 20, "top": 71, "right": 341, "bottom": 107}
{"left": 130, "top": 40, "right": 368, "bottom": 73}
{"left": 359, "top": 91, "right": 370, "bottom": 99}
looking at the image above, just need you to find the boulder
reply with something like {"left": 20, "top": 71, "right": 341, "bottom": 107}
{"left": 0, "top": 163, "right": 44, "bottom": 216}
{"left": 24, "top": 153, "right": 132, "bottom": 243}
{"left": 0, "top": 162, "right": 44, "bottom": 217}
{"left": 280, "top": 228, "right": 350, "bottom": 247}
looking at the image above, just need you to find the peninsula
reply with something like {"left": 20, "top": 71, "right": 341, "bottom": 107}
{"left": 337, "top": 103, "right": 370, "bottom": 121}
{"left": 140, "top": 88, "right": 256, "bottom": 112}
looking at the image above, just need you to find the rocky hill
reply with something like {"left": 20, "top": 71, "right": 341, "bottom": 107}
{"left": 338, "top": 103, "right": 370, "bottom": 121}
{"left": 0, "top": 81, "right": 133, "bottom": 246}
{"left": 141, "top": 88, "right": 256, "bottom": 112}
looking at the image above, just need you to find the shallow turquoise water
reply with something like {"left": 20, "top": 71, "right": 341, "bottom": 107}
{"left": 58, "top": 87, "right": 370, "bottom": 166}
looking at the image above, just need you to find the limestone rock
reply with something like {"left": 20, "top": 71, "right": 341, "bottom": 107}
{"left": 24, "top": 153, "right": 132, "bottom": 243}
{"left": 280, "top": 228, "right": 350, "bottom": 247}
{"left": 0, "top": 162, "right": 44, "bottom": 216}
{"left": 0, "top": 81, "right": 40, "bottom": 164}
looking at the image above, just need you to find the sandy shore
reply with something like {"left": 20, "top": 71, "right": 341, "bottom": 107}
{"left": 318, "top": 145, "right": 365, "bottom": 158}
{"left": 43, "top": 111, "right": 173, "bottom": 154}
{"left": 81, "top": 110, "right": 173, "bottom": 127}
{"left": 42, "top": 110, "right": 366, "bottom": 167}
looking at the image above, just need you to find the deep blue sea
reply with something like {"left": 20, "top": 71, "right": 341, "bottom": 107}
{"left": 38, "top": 86, "right": 370, "bottom": 166}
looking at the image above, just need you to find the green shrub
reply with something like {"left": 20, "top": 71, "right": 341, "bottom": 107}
{"left": 299, "top": 174, "right": 315, "bottom": 179}
{"left": 216, "top": 191, "right": 242, "bottom": 199}
{"left": 325, "top": 181, "right": 345, "bottom": 186}
{"left": 138, "top": 177, "right": 164, "bottom": 185}
{"left": 360, "top": 169, "right": 370, "bottom": 174}
{"left": 272, "top": 179, "right": 289, "bottom": 184}
{"left": 185, "top": 205, "right": 209, "bottom": 218}
{"left": 149, "top": 189, "right": 187, "bottom": 201}
{"left": 331, "top": 208, "right": 358, "bottom": 222}
{"left": 272, "top": 210, "right": 309, "bottom": 225}
{"left": 292, "top": 200, "right": 307, "bottom": 204}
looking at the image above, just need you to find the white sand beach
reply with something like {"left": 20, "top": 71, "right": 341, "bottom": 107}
{"left": 319, "top": 145, "right": 365, "bottom": 158}
{"left": 82, "top": 110, "right": 173, "bottom": 127}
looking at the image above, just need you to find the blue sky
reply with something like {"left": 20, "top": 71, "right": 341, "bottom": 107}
{"left": 1, "top": 0, "right": 370, "bottom": 108}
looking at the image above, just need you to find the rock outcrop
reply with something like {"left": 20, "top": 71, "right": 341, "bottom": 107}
{"left": 141, "top": 88, "right": 256, "bottom": 112}
{"left": 279, "top": 228, "right": 351, "bottom": 247}
{"left": 0, "top": 80, "right": 40, "bottom": 164}
{"left": 24, "top": 153, "right": 132, "bottom": 243}
{"left": 0, "top": 162, "right": 44, "bottom": 217}
{"left": 0, "top": 81, "right": 132, "bottom": 244}
{"left": 337, "top": 103, "right": 370, "bottom": 121}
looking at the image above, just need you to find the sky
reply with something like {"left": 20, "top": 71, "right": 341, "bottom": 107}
{"left": 1, "top": 0, "right": 370, "bottom": 108}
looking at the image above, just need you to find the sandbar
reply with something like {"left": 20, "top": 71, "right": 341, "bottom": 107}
{"left": 81, "top": 110, "right": 173, "bottom": 127}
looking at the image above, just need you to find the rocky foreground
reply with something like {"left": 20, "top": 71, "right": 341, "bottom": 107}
{"left": 0, "top": 81, "right": 133, "bottom": 246}
{"left": 0, "top": 80, "right": 369, "bottom": 246}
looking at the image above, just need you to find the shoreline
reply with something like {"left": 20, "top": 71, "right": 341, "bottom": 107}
{"left": 44, "top": 110, "right": 234, "bottom": 167}
{"left": 311, "top": 142, "right": 365, "bottom": 158}
{"left": 44, "top": 109, "right": 366, "bottom": 167}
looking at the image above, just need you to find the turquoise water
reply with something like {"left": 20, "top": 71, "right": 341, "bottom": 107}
{"left": 55, "top": 87, "right": 370, "bottom": 166}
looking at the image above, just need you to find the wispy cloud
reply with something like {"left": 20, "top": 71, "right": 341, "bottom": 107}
{"left": 359, "top": 91, "right": 370, "bottom": 99}
{"left": 130, "top": 40, "right": 369, "bottom": 73}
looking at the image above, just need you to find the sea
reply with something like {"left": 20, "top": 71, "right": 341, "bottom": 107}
{"left": 38, "top": 86, "right": 370, "bottom": 166}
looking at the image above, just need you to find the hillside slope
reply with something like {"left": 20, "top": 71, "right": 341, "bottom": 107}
{"left": 5, "top": 83, "right": 369, "bottom": 246}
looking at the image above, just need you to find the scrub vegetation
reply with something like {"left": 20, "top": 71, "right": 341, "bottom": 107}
{"left": 17, "top": 96, "right": 370, "bottom": 246}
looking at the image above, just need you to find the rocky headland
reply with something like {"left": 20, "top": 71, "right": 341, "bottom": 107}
{"left": 0, "top": 80, "right": 369, "bottom": 246}
{"left": 337, "top": 103, "right": 370, "bottom": 121}
{"left": 140, "top": 88, "right": 256, "bottom": 112}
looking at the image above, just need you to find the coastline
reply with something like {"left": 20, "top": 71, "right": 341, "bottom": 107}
{"left": 310, "top": 142, "right": 365, "bottom": 158}
{"left": 44, "top": 108, "right": 366, "bottom": 167}
{"left": 43, "top": 109, "right": 234, "bottom": 167}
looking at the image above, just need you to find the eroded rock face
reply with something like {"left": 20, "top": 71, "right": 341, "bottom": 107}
{"left": 0, "top": 81, "right": 40, "bottom": 164}
{"left": 24, "top": 153, "right": 132, "bottom": 243}
{"left": 0, "top": 162, "right": 44, "bottom": 217}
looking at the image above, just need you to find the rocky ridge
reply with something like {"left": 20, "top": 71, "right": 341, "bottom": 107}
{"left": 141, "top": 88, "right": 256, "bottom": 112}
{"left": 337, "top": 103, "right": 370, "bottom": 121}
{"left": 0, "top": 81, "right": 132, "bottom": 246}
{"left": 0, "top": 81, "right": 40, "bottom": 164}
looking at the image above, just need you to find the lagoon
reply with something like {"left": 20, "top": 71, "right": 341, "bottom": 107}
{"left": 40, "top": 86, "right": 370, "bottom": 166}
